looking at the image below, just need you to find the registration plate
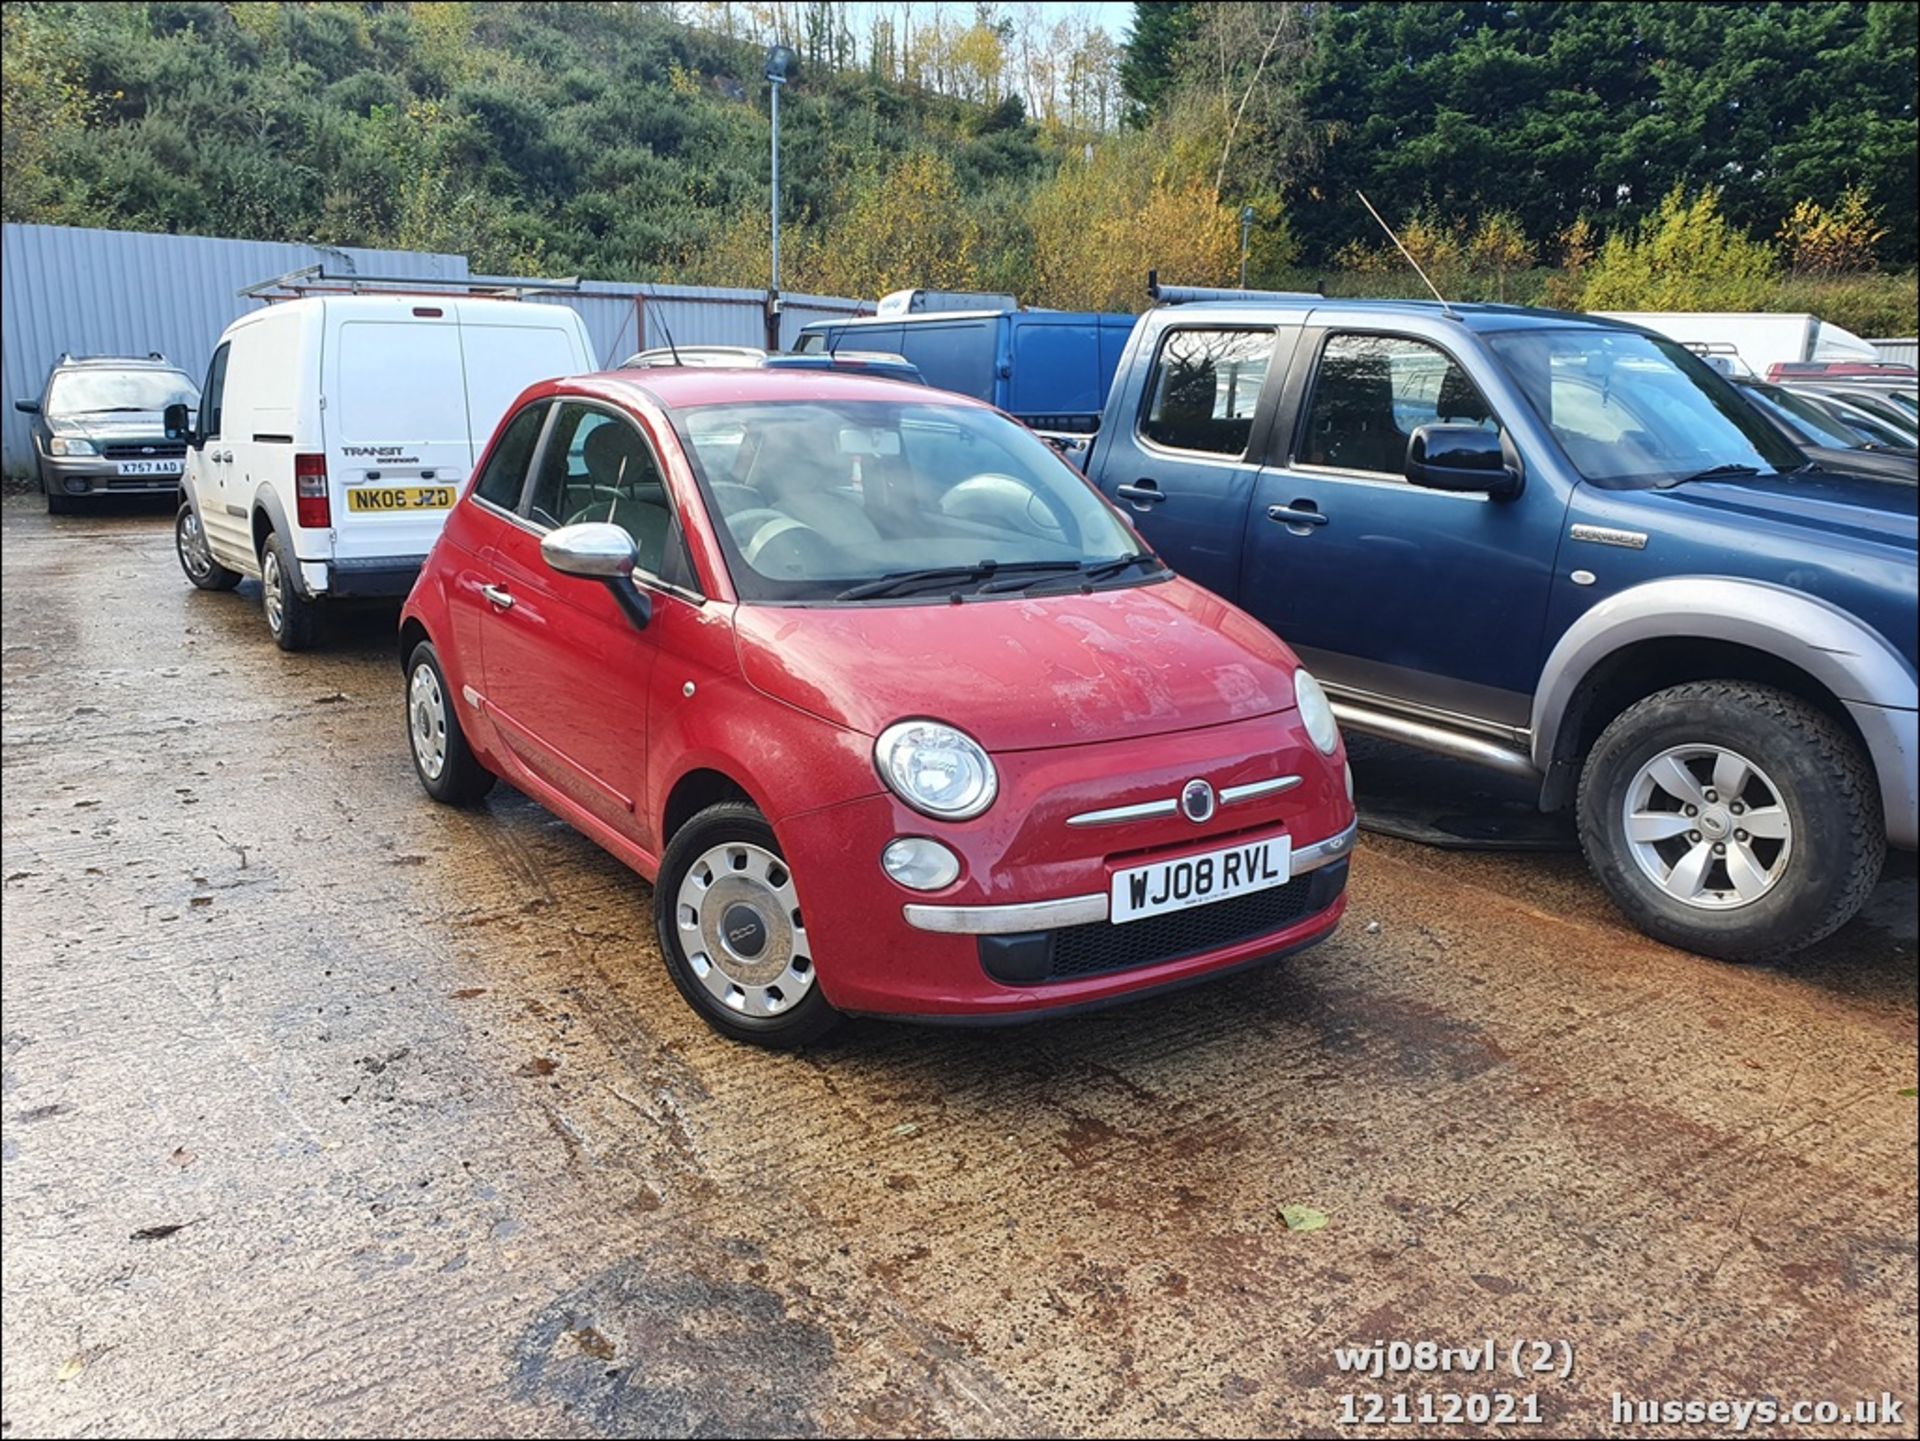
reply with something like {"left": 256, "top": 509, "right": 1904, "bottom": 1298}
{"left": 116, "top": 459, "right": 181, "bottom": 476}
{"left": 1110, "top": 834, "right": 1292, "bottom": 924}
{"left": 347, "top": 485, "right": 456, "bottom": 513}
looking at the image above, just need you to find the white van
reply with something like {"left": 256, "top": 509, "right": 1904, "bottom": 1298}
{"left": 170, "top": 294, "right": 595, "bottom": 649}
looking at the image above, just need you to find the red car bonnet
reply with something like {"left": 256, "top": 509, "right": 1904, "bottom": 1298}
{"left": 730, "top": 575, "right": 1302, "bottom": 752}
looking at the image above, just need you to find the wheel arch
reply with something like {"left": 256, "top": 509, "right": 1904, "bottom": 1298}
{"left": 660, "top": 767, "right": 757, "bottom": 848}
{"left": 1533, "top": 578, "right": 1915, "bottom": 817}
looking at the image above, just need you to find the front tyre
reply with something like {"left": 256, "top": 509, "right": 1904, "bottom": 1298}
{"left": 405, "top": 641, "right": 495, "bottom": 805}
{"left": 176, "top": 502, "right": 242, "bottom": 590}
{"left": 260, "top": 528, "right": 321, "bottom": 651}
{"left": 654, "top": 802, "right": 841, "bottom": 1048}
{"left": 1577, "top": 681, "right": 1884, "bottom": 961}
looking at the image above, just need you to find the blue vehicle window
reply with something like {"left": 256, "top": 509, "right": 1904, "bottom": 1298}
{"left": 1300, "top": 334, "right": 1496, "bottom": 476}
{"left": 1140, "top": 328, "right": 1274, "bottom": 456}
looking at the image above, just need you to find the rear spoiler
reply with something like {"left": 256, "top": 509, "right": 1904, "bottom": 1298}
{"left": 1146, "top": 269, "right": 1320, "bottom": 305}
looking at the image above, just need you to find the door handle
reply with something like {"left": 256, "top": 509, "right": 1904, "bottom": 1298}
{"left": 1267, "top": 502, "right": 1328, "bottom": 529}
{"left": 1116, "top": 479, "right": 1166, "bottom": 506}
{"left": 481, "top": 584, "right": 515, "bottom": 610}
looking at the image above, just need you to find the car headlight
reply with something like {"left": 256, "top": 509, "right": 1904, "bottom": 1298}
{"left": 49, "top": 436, "right": 96, "bottom": 456}
{"left": 875, "top": 720, "right": 998, "bottom": 820}
{"left": 1294, "top": 668, "right": 1341, "bottom": 755}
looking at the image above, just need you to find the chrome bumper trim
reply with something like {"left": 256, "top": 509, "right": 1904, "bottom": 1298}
{"left": 1219, "top": 774, "right": 1303, "bottom": 805}
{"left": 901, "top": 817, "right": 1359, "bottom": 935}
{"left": 1067, "top": 773, "right": 1302, "bottom": 827}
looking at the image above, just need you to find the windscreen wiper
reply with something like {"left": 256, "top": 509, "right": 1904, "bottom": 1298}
{"left": 835, "top": 559, "right": 1080, "bottom": 601}
{"left": 975, "top": 552, "right": 1162, "bottom": 595}
{"left": 1658, "top": 463, "right": 1762, "bottom": 489}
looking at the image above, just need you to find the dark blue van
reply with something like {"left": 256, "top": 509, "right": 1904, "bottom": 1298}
{"left": 793, "top": 307, "right": 1135, "bottom": 444}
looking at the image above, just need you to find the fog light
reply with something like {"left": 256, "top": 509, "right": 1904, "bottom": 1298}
{"left": 881, "top": 837, "right": 961, "bottom": 891}
{"left": 64, "top": 477, "right": 89, "bottom": 495}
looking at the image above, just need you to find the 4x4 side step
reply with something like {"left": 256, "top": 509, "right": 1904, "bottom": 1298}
{"left": 1331, "top": 698, "right": 1541, "bottom": 782}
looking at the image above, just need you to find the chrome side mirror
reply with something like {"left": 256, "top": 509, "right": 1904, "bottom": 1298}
{"left": 540, "top": 522, "right": 651, "bottom": 629}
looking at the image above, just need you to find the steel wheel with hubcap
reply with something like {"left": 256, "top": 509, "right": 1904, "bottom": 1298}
{"left": 1577, "top": 680, "right": 1884, "bottom": 962}
{"left": 655, "top": 802, "right": 840, "bottom": 1047}
{"left": 404, "top": 641, "right": 495, "bottom": 804}
{"left": 410, "top": 663, "right": 449, "bottom": 783}
{"left": 176, "top": 502, "right": 241, "bottom": 591}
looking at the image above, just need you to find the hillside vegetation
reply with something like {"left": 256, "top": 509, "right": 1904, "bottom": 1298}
{"left": 2, "top": 1, "right": 1913, "bottom": 331}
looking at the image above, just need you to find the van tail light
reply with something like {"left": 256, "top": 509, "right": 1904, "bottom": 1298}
{"left": 294, "top": 453, "right": 331, "bottom": 528}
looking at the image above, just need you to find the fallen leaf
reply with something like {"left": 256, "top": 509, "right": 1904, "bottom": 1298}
{"left": 517, "top": 1057, "right": 559, "bottom": 1077}
{"left": 313, "top": 692, "right": 349, "bottom": 704}
{"left": 56, "top": 1355, "right": 85, "bottom": 1383}
{"left": 1900, "top": 1087, "right": 1917, "bottom": 1098}
{"left": 450, "top": 987, "right": 489, "bottom": 999}
{"left": 130, "top": 1222, "right": 190, "bottom": 1242}
{"left": 1279, "top": 1204, "right": 1329, "bottom": 1233}
{"left": 169, "top": 1147, "right": 195, "bottom": 1168}
{"left": 890, "top": 1122, "right": 920, "bottom": 1137}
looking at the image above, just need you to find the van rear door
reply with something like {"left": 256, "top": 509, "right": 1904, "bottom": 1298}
{"left": 325, "top": 303, "right": 471, "bottom": 564}
{"left": 456, "top": 301, "right": 591, "bottom": 455}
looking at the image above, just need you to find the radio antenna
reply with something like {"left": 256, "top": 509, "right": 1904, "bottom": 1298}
{"left": 1357, "top": 189, "right": 1459, "bottom": 319}
{"left": 654, "top": 299, "right": 685, "bottom": 366}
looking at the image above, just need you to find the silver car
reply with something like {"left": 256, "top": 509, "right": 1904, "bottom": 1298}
{"left": 13, "top": 354, "right": 199, "bottom": 514}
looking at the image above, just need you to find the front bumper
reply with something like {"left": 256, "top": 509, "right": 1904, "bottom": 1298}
{"left": 39, "top": 451, "right": 183, "bottom": 496}
{"left": 774, "top": 713, "right": 1355, "bottom": 1019}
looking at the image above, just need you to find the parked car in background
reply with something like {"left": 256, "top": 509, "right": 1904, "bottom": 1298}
{"left": 399, "top": 368, "right": 1356, "bottom": 1047}
{"left": 172, "top": 292, "right": 593, "bottom": 650}
{"left": 1082, "top": 290, "right": 1917, "bottom": 962}
{"left": 795, "top": 301, "right": 1135, "bottom": 449}
{"left": 14, "top": 354, "right": 198, "bottom": 513}
{"left": 620, "top": 345, "right": 926, "bottom": 385}
{"left": 1780, "top": 388, "right": 1918, "bottom": 451}
{"left": 1729, "top": 376, "right": 1919, "bottom": 484}
{"left": 1783, "top": 383, "right": 1919, "bottom": 441}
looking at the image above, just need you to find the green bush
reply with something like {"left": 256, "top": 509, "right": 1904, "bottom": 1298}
{"left": 1580, "top": 187, "right": 1780, "bottom": 312}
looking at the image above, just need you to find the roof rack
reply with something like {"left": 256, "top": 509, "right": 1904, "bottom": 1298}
{"left": 1146, "top": 269, "right": 1320, "bottom": 306}
{"left": 239, "top": 265, "right": 582, "bottom": 302}
{"left": 57, "top": 350, "right": 172, "bottom": 365}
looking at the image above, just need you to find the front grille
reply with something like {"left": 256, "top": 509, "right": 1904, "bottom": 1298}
{"left": 1049, "top": 876, "right": 1316, "bottom": 979}
{"left": 101, "top": 441, "right": 185, "bottom": 460}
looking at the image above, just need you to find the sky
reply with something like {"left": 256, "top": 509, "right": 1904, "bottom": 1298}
{"left": 838, "top": 2, "right": 1137, "bottom": 44}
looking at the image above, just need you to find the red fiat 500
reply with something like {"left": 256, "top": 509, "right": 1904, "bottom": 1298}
{"left": 399, "top": 369, "right": 1355, "bottom": 1047}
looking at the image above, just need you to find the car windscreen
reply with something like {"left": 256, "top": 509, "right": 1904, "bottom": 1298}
{"left": 671, "top": 397, "right": 1151, "bottom": 603}
{"left": 1485, "top": 329, "right": 1806, "bottom": 485}
{"left": 47, "top": 369, "right": 199, "bottom": 415}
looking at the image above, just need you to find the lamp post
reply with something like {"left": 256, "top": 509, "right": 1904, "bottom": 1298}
{"left": 1239, "top": 205, "right": 1256, "bottom": 289}
{"left": 765, "top": 44, "right": 796, "bottom": 350}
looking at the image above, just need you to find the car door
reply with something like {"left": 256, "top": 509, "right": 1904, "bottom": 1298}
{"left": 477, "top": 400, "right": 674, "bottom": 842}
{"left": 190, "top": 342, "right": 239, "bottom": 557}
{"left": 1243, "top": 326, "right": 1566, "bottom": 730}
{"left": 1095, "top": 322, "right": 1298, "bottom": 604}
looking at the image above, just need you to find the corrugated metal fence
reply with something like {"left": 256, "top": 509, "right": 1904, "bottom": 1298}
{"left": 1869, "top": 338, "right": 1919, "bottom": 369}
{"left": 2, "top": 223, "right": 868, "bottom": 474}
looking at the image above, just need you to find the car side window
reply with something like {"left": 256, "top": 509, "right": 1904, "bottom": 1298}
{"left": 472, "top": 403, "right": 548, "bottom": 511}
{"left": 201, "top": 343, "right": 230, "bottom": 440}
{"left": 1139, "top": 328, "right": 1274, "bottom": 457}
{"left": 1299, "top": 334, "right": 1497, "bottom": 476}
{"left": 526, "top": 403, "right": 695, "bottom": 590}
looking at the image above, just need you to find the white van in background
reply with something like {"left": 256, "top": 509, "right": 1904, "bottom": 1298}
{"left": 1593, "top": 310, "right": 1881, "bottom": 379}
{"left": 170, "top": 293, "right": 594, "bottom": 650}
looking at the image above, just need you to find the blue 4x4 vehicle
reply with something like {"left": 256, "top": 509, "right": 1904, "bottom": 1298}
{"left": 1084, "top": 289, "right": 1917, "bottom": 960}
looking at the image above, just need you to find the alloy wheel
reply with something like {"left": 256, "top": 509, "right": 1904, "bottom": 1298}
{"left": 1621, "top": 744, "right": 1793, "bottom": 909}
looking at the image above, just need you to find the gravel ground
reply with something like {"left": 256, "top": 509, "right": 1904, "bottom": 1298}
{"left": 3, "top": 494, "right": 1914, "bottom": 1437}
